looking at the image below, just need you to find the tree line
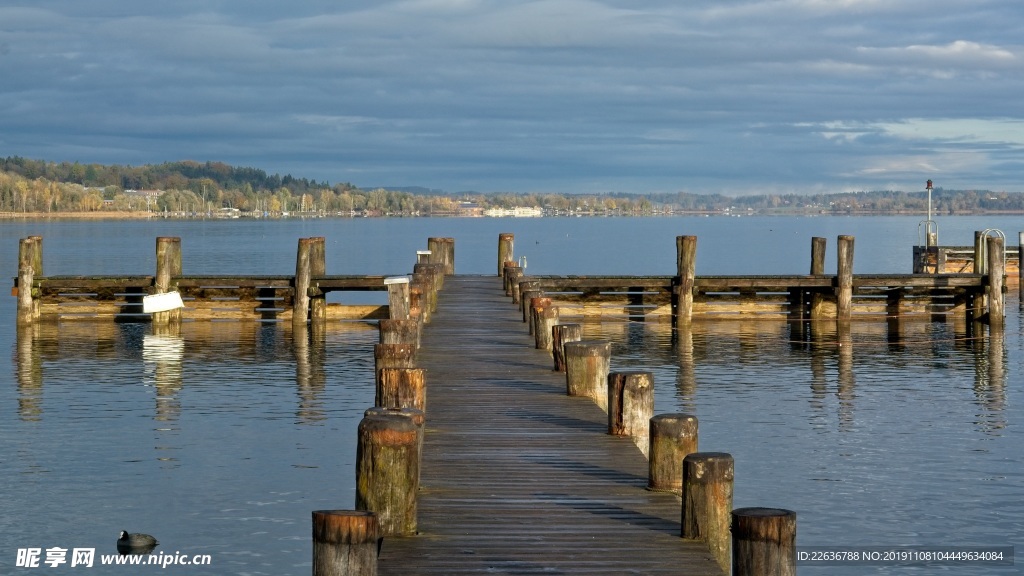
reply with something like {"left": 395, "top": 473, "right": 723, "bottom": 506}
{"left": 1, "top": 156, "right": 1022, "bottom": 215}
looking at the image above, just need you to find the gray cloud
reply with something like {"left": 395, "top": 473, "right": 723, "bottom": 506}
{"left": 1, "top": 0, "right": 1022, "bottom": 193}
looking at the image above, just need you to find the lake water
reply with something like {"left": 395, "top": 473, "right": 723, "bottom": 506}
{"left": 1, "top": 215, "right": 1021, "bottom": 575}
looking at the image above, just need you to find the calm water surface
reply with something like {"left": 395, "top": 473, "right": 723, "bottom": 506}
{"left": 1, "top": 216, "right": 1021, "bottom": 574}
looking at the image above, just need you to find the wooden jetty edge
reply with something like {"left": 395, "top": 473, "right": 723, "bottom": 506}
{"left": 374, "top": 275, "right": 725, "bottom": 576}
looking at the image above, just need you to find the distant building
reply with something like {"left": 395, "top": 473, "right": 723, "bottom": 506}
{"left": 483, "top": 206, "right": 543, "bottom": 217}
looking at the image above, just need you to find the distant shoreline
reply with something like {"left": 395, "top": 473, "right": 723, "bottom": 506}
{"left": 0, "top": 211, "right": 157, "bottom": 220}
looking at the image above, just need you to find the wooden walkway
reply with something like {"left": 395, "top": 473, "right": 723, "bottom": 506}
{"left": 377, "top": 275, "right": 723, "bottom": 575}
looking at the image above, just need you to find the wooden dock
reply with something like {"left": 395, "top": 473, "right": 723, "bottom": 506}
{"left": 376, "top": 275, "right": 724, "bottom": 575}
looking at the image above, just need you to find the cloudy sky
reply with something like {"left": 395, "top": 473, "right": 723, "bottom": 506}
{"left": 1, "top": 1, "right": 1022, "bottom": 194}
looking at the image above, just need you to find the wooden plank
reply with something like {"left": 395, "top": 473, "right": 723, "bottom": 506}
{"left": 377, "top": 276, "right": 723, "bottom": 576}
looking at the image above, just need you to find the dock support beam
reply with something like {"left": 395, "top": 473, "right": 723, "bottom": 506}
{"left": 836, "top": 235, "right": 854, "bottom": 321}
{"left": 153, "top": 236, "right": 182, "bottom": 327}
{"left": 674, "top": 235, "right": 697, "bottom": 327}
{"left": 312, "top": 510, "right": 379, "bottom": 576}
{"left": 498, "top": 233, "right": 514, "bottom": 276}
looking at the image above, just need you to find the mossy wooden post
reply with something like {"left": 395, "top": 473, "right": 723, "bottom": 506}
{"left": 363, "top": 405, "right": 425, "bottom": 487}
{"left": 552, "top": 323, "right": 583, "bottom": 371}
{"left": 810, "top": 236, "right": 827, "bottom": 319}
{"left": 836, "top": 235, "right": 854, "bottom": 321}
{"left": 374, "top": 343, "right": 416, "bottom": 389}
{"left": 355, "top": 411, "right": 420, "bottom": 536}
{"left": 379, "top": 318, "right": 420, "bottom": 349}
{"left": 732, "top": 508, "right": 797, "bottom": 576}
{"left": 427, "top": 237, "right": 455, "bottom": 275}
{"left": 154, "top": 236, "right": 182, "bottom": 327}
{"left": 987, "top": 235, "right": 1005, "bottom": 326}
{"left": 294, "top": 237, "right": 315, "bottom": 327}
{"left": 16, "top": 237, "right": 37, "bottom": 325}
{"left": 607, "top": 371, "right": 654, "bottom": 456}
{"left": 309, "top": 237, "right": 327, "bottom": 322}
{"left": 648, "top": 413, "right": 698, "bottom": 494}
{"left": 974, "top": 231, "right": 985, "bottom": 274}
{"left": 312, "top": 510, "right": 379, "bottom": 576}
{"left": 498, "top": 233, "right": 514, "bottom": 276}
{"left": 532, "top": 299, "right": 558, "bottom": 350}
{"left": 682, "top": 452, "right": 734, "bottom": 573}
{"left": 376, "top": 367, "right": 426, "bottom": 413}
{"left": 385, "top": 277, "right": 410, "bottom": 320}
{"left": 674, "top": 236, "right": 697, "bottom": 327}
{"left": 564, "top": 340, "right": 611, "bottom": 411}
{"left": 528, "top": 296, "right": 551, "bottom": 336}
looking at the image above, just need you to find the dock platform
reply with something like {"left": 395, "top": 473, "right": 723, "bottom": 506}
{"left": 377, "top": 275, "right": 723, "bottom": 575}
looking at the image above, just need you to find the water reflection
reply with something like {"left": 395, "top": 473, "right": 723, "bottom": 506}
{"left": 575, "top": 316, "right": 1009, "bottom": 438}
{"left": 13, "top": 319, "right": 378, "bottom": 431}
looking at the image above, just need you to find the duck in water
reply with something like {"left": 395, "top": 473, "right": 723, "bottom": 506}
{"left": 117, "top": 530, "right": 159, "bottom": 555}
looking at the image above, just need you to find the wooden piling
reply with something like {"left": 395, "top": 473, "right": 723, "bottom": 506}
{"left": 503, "top": 264, "right": 522, "bottom": 297}
{"left": 374, "top": 343, "right": 417, "bottom": 389}
{"left": 809, "top": 237, "right": 826, "bottom": 319}
{"left": 408, "top": 282, "right": 426, "bottom": 324}
{"left": 987, "top": 235, "right": 1004, "bottom": 326}
{"left": 16, "top": 237, "right": 37, "bottom": 325}
{"left": 312, "top": 510, "right": 379, "bottom": 576}
{"left": 528, "top": 296, "right": 551, "bottom": 336}
{"left": 427, "top": 237, "right": 454, "bottom": 275}
{"left": 607, "top": 371, "right": 654, "bottom": 456}
{"left": 836, "top": 235, "right": 854, "bottom": 320}
{"left": 533, "top": 300, "right": 558, "bottom": 351}
{"left": 385, "top": 277, "right": 411, "bottom": 320}
{"left": 648, "top": 413, "right": 698, "bottom": 494}
{"left": 154, "top": 236, "right": 183, "bottom": 326}
{"left": 674, "top": 236, "right": 697, "bottom": 327}
{"left": 974, "top": 231, "right": 985, "bottom": 274}
{"left": 551, "top": 323, "right": 583, "bottom": 371}
{"left": 498, "top": 233, "right": 514, "bottom": 276}
{"left": 732, "top": 507, "right": 797, "bottom": 576}
{"left": 310, "top": 237, "right": 327, "bottom": 322}
{"left": 682, "top": 452, "right": 734, "bottom": 573}
{"left": 294, "top": 237, "right": 315, "bottom": 327}
{"left": 1018, "top": 232, "right": 1023, "bottom": 291}
{"left": 376, "top": 368, "right": 426, "bottom": 413}
{"left": 27, "top": 235, "right": 43, "bottom": 277}
{"left": 520, "top": 289, "right": 541, "bottom": 322}
{"left": 564, "top": 341, "right": 611, "bottom": 412}
{"left": 355, "top": 411, "right": 420, "bottom": 536}
{"left": 379, "top": 319, "right": 420, "bottom": 349}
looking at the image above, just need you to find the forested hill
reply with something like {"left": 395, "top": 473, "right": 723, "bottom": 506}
{"left": 1, "top": 156, "right": 1022, "bottom": 215}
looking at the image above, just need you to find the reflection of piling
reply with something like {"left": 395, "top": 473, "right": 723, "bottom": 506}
{"left": 682, "top": 452, "right": 734, "bottom": 573}
{"left": 311, "top": 510, "right": 379, "bottom": 576}
{"left": 648, "top": 413, "right": 698, "bottom": 493}
{"left": 731, "top": 507, "right": 797, "bottom": 576}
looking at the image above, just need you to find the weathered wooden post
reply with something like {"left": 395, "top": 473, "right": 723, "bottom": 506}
{"left": 974, "top": 230, "right": 985, "bottom": 274}
{"left": 312, "top": 510, "right": 379, "bottom": 576}
{"left": 552, "top": 323, "right": 583, "bottom": 371}
{"left": 836, "top": 235, "right": 854, "bottom": 321}
{"left": 355, "top": 410, "right": 420, "bottom": 536}
{"left": 1018, "top": 232, "right": 1023, "bottom": 295}
{"left": 427, "top": 237, "right": 455, "bottom": 275}
{"left": 154, "top": 236, "right": 183, "bottom": 326}
{"left": 516, "top": 280, "right": 538, "bottom": 307}
{"left": 674, "top": 236, "right": 697, "bottom": 327}
{"left": 682, "top": 452, "right": 734, "bottom": 573}
{"left": 520, "top": 288, "right": 541, "bottom": 321}
{"left": 507, "top": 266, "right": 524, "bottom": 301}
{"left": 564, "top": 341, "right": 611, "bottom": 411}
{"left": 533, "top": 301, "right": 558, "bottom": 351}
{"left": 408, "top": 281, "right": 426, "bottom": 324}
{"left": 648, "top": 413, "right": 698, "bottom": 494}
{"left": 376, "top": 368, "right": 426, "bottom": 413}
{"left": 385, "top": 277, "right": 410, "bottom": 320}
{"left": 294, "top": 237, "right": 315, "bottom": 327}
{"left": 986, "top": 235, "right": 1004, "bottom": 326}
{"left": 27, "top": 235, "right": 43, "bottom": 277}
{"left": 16, "top": 237, "right": 37, "bottom": 325}
{"left": 607, "top": 371, "right": 654, "bottom": 456}
{"left": 309, "top": 237, "right": 327, "bottom": 322}
{"left": 498, "top": 233, "right": 514, "bottom": 276}
{"left": 379, "top": 318, "right": 420, "bottom": 349}
{"left": 732, "top": 508, "right": 797, "bottom": 576}
{"left": 809, "top": 237, "right": 826, "bottom": 319}
{"left": 374, "top": 343, "right": 416, "bottom": 389}
{"left": 528, "top": 296, "right": 551, "bottom": 336}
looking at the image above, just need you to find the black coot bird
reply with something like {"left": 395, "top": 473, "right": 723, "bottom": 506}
{"left": 117, "top": 530, "right": 159, "bottom": 555}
